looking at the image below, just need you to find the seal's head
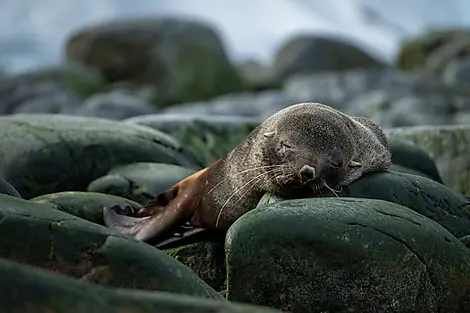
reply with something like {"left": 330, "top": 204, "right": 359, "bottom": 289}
{"left": 257, "top": 103, "right": 362, "bottom": 197}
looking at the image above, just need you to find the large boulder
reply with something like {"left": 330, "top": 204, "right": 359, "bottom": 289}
{"left": 0, "top": 256, "right": 283, "bottom": 313}
{"left": 0, "top": 194, "right": 222, "bottom": 299}
{"left": 386, "top": 125, "right": 470, "bottom": 195}
{"left": 227, "top": 197, "right": 470, "bottom": 312}
{"left": 0, "top": 114, "right": 200, "bottom": 199}
{"left": 66, "top": 17, "right": 244, "bottom": 106}
{"left": 274, "top": 35, "right": 385, "bottom": 81}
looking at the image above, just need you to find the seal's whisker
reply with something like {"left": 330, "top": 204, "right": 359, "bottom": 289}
{"left": 323, "top": 181, "right": 340, "bottom": 198}
{"left": 208, "top": 164, "right": 285, "bottom": 194}
{"left": 215, "top": 168, "right": 283, "bottom": 227}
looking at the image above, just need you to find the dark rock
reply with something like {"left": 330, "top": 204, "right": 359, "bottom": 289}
{"left": 227, "top": 197, "right": 470, "bottom": 312}
{"left": 87, "top": 162, "right": 196, "bottom": 204}
{"left": 125, "top": 114, "right": 261, "bottom": 166}
{"left": 0, "top": 114, "right": 200, "bottom": 199}
{"left": 0, "top": 194, "right": 222, "bottom": 299}
{"left": 424, "top": 37, "right": 470, "bottom": 76}
{"left": 0, "top": 177, "right": 21, "bottom": 198}
{"left": 274, "top": 34, "right": 385, "bottom": 81}
{"left": 0, "top": 256, "right": 283, "bottom": 313}
{"left": 442, "top": 57, "right": 470, "bottom": 86}
{"left": 396, "top": 29, "right": 470, "bottom": 72}
{"left": 30, "top": 191, "right": 142, "bottom": 225}
{"left": 75, "top": 90, "right": 157, "bottom": 120}
{"left": 236, "top": 58, "right": 280, "bottom": 91}
{"left": 388, "top": 138, "right": 443, "bottom": 183}
{"left": 386, "top": 125, "right": 470, "bottom": 194}
{"left": 66, "top": 16, "right": 244, "bottom": 106}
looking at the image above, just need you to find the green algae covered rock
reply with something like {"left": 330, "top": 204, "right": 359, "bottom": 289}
{"left": 227, "top": 197, "right": 470, "bottom": 312}
{"left": 259, "top": 171, "right": 470, "bottom": 239}
{"left": 66, "top": 17, "right": 244, "bottom": 107}
{"left": 0, "top": 114, "right": 200, "bottom": 199}
{"left": 0, "top": 194, "right": 222, "bottom": 300}
{"left": 30, "top": 191, "right": 142, "bottom": 225}
{"left": 386, "top": 125, "right": 470, "bottom": 194}
{"left": 87, "top": 162, "right": 196, "bottom": 204}
{"left": 0, "top": 257, "right": 283, "bottom": 313}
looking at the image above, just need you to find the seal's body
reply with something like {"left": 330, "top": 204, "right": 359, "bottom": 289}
{"left": 104, "top": 103, "right": 392, "bottom": 241}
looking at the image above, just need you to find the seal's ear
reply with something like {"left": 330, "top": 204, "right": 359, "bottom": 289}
{"left": 348, "top": 160, "right": 362, "bottom": 168}
{"left": 263, "top": 131, "right": 276, "bottom": 138}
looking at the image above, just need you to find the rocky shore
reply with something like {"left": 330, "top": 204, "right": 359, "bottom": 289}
{"left": 1, "top": 16, "right": 470, "bottom": 313}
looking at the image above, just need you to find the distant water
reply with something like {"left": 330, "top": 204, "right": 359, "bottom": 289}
{"left": 0, "top": 0, "right": 468, "bottom": 73}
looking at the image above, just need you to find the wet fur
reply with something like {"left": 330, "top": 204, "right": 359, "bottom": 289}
{"left": 103, "top": 102, "right": 392, "bottom": 241}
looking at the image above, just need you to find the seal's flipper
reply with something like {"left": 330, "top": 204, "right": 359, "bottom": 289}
{"left": 103, "top": 167, "right": 209, "bottom": 242}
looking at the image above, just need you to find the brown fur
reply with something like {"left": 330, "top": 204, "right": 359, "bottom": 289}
{"left": 103, "top": 102, "right": 392, "bottom": 241}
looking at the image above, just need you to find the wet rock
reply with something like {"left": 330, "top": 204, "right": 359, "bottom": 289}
{"left": 165, "top": 240, "right": 227, "bottom": 292}
{"left": 227, "top": 197, "right": 470, "bottom": 312}
{"left": 273, "top": 34, "right": 384, "bottom": 81}
{"left": 0, "top": 256, "right": 282, "bottom": 313}
{"left": 125, "top": 114, "right": 261, "bottom": 166}
{"left": 0, "top": 177, "right": 21, "bottom": 198}
{"left": 388, "top": 138, "right": 443, "bottom": 183}
{"left": 0, "top": 114, "right": 200, "bottom": 199}
{"left": 386, "top": 125, "right": 470, "bottom": 194}
{"left": 30, "top": 191, "right": 142, "bottom": 225}
{"left": 87, "top": 163, "right": 196, "bottom": 204}
{"left": 66, "top": 17, "right": 244, "bottom": 106}
{"left": 0, "top": 194, "right": 222, "bottom": 299}
{"left": 396, "top": 29, "right": 470, "bottom": 72}
{"left": 75, "top": 90, "right": 157, "bottom": 120}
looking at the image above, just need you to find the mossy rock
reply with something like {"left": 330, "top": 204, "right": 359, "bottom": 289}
{"left": 259, "top": 171, "right": 470, "bottom": 239}
{"left": 386, "top": 125, "right": 470, "bottom": 194}
{"left": 125, "top": 114, "right": 260, "bottom": 166}
{"left": 227, "top": 197, "right": 470, "bottom": 312}
{"left": 66, "top": 17, "right": 244, "bottom": 107}
{"left": 87, "top": 162, "right": 196, "bottom": 204}
{"left": 0, "top": 194, "right": 221, "bottom": 299}
{"left": 30, "top": 191, "right": 142, "bottom": 225}
{"left": 0, "top": 114, "right": 200, "bottom": 199}
{"left": 0, "top": 256, "right": 283, "bottom": 313}
{"left": 274, "top": 34, "right": 384, "bottom": 80}
{"left": 165, "top": 240, "right": 227, "bottom": 292}
{"left": 396, "top": 29, "right": 470, "bottom": 72}
{"left": 0, "top": 177, "right": 21, "bottom": 198}
{"left": 388, "top": 138, "right": 443, "bottom": 183}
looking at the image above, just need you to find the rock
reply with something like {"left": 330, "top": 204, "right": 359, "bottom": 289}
{"left": 227, "top": 197, "right": 470, "bottom": 312}
{"left": 388, "top": 138, "right": 443, "bottom": 183}
{"left": 0, "top": 257, "right": 284, "bottom": 313}
{"left": 0, "top": 194, "right": 222, "bottom": 299}
{"left": 165, "top": 240, "right": 227, "bottom": 292}
{"left": 386, "top": 125, "right": 470, "bottom": 194}
{"left": 162, "top": 90, "right": 294, "bottom": 120}
{"left": 236, "top": 58, "right": 280, "bottom": 91}
{"left": 75, "top": 90, "right": 157, "bottom": 120}
{"left": 396, "top": 29, "right": 470, "bottom": 72}
{"left": 389, "top": 164, "right": 436, "bottom": 180}
{"left": 66, "top": 17, "right": 244, "bottom": 106}
{"left": 273, "top": 34, "right": 385, "bottom": 81}
{"left": 259, "top": 171, "right": 470, "bottom": 239}
{"left": 442, "top": 57, "right": 470, "bottom": 86}
{"left": 87, "top": 163, "right": 196, "bottom": 204}
{"left": 125, "top": 114, "right": 261, "bottom": 166}
{"left": 0, "top": 177, "right": 21, "bottom": 198}
{"left": 0, "top": 114, "right": 200, "bottom": 199}
{"left": 30, "top": 191, "right": 142, "bottom": 225}
{"left": 424, "top": 37, "right": 470, "bottom": 76}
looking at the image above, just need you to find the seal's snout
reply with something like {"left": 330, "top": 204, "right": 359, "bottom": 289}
{"left": 299, "top": 164, "right": 316, "bottom": 182}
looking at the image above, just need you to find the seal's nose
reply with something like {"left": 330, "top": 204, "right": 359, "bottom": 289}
{"left": 299, "top": 165, "right": 316, "bottom": 182}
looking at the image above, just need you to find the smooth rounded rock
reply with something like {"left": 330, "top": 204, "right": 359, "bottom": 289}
{"left": 0, "top": 114, "right": 200, "bottom": 199}
{"left": 227, "top": 197, "right": 470, "bottom": 312}
{"left": 0, "top": 177, "right": 21, "bottom": 198}
{"left": 0, "top": 194, "right": 221, "bottom": 299}
{"left": 30, "top": 191, "right": 142, "bottom": 225}
{"left": 87, "top": 162, "right": 196, "bottom": 204}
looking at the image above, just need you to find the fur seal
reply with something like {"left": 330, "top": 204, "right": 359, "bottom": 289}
{"left": 104, "top": 102, "right": 392, "bottom": 243}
